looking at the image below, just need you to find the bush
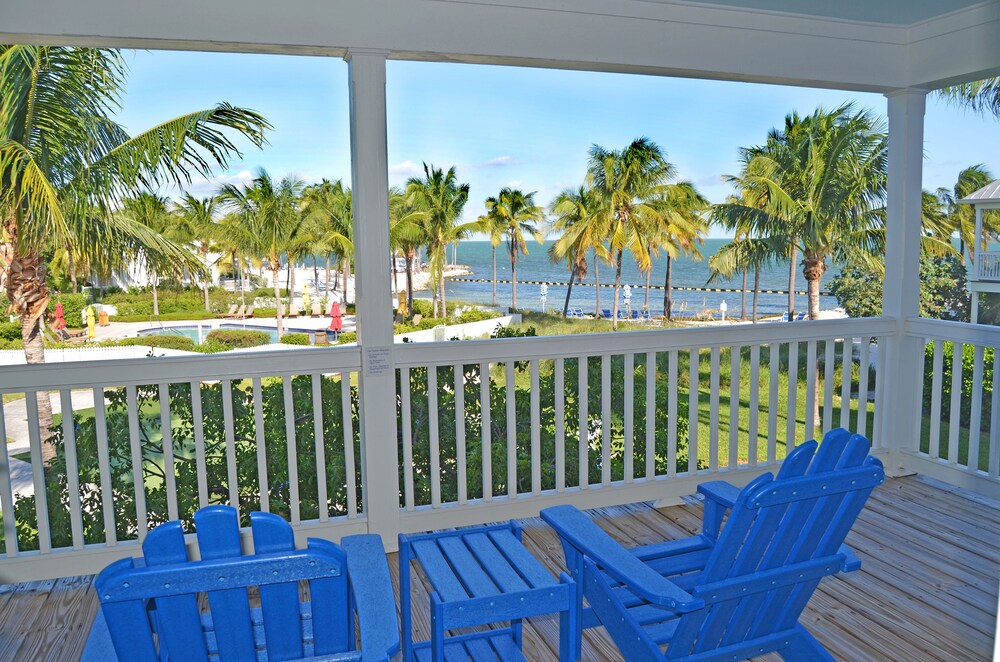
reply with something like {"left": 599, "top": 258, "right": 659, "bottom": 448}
{"left": 50, "top": 293, "right": 89, "bottom": 328}
{"left": 253, "top": 308, "right": 278, "bottom": 318}
{"left": 205, "top": 329, "right": 271, "bottom": 348}
{"left": 280, "top": 333, "right": 311, "bottom": 345}
{"left": 114, "top": 311, "right": 217, "bottom": 322}
{"left": 0, "top": 322, "right": 20, "bottom": 342}
{"left": 336, "top": 331, "right": 357, "bottom": 345}
{"left": 923, "top": 341, "right": 993, "bottom": 427}
{"left": 105, "top": 335, "right": 197, "bottom": 351}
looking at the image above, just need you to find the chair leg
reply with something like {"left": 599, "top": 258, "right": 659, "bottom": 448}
{"left": 782, "top": 625, "right": 836, "bottom": 662}
{"left": 558, "top": 573, "right": 579, "bottom": 662}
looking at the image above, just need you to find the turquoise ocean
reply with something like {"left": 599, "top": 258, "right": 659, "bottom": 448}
{"left": 433, "top": 239, "right": 840, "bottom": 317}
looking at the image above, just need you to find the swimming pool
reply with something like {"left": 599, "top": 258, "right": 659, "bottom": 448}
{"left": 138, "top": 324, "right": 318, "bottom": 344}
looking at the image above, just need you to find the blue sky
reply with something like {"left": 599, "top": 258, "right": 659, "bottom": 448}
{"left": 117, "top": 50, "right": 1000, "bottom": 238}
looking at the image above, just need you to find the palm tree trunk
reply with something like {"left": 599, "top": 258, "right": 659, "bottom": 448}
{"left": 645, "top": 269, "right": 651, "bottom": 309}
{"left": 594, "top": 248, "right": 601, "bottom": 315}
{"left": 289, "top": 260, "right": 297, "bottom": 314}
{"left": 612, "top": 250, "right": 624, "bottom": 331}
{"left": 563, "top": 263, "right": 577, "bottom": 317}
{"left": 752, "top": 266, "right": 760, "bottom": 323}
{"left": 342, "top": 257, "right": 349, "bottom": 305}
{"left": 391, "top": 254, "right": 398, "bottom": 294}
{"left": 492, "top": 246, "right": 497, "bottom": 307}
{"left": 236, "top": 254, "right": 246, "bottom": 308}
{"left": 803, "top": 254, "right": 824, "bottom": 320}
{"left": 325, "top": 255, "right": 332, "bottom": 294}
{"left": 202, "top": 246, "right": 211, "bottom": 311}
{"left": 152, "top": 271, "right": 159, "bottom": 317}
{"left": 663, "top": 255, "right": 673, "bottom": 320}
{"left": 440, "top": 270, "right": 448, "bottom": 318}
{"left": 405, "top": 249, "right": 415, "bottom": 316}
{"left": 510, "top": 250, "right": 518, "bottom": 310}
{"left": 67, "top": 244, "right": 78, "bottom": 294}
{"left": 313, "top": 256, "right": 320, "bottom": 291}
{"left": 740, "top": 269, "right": 748, "bottom": 320}
{"left": 272, "top": 266, "right": 284, "bottom": 338}
{"left": 787, "top": 245, "right": 797, "bottom": 319}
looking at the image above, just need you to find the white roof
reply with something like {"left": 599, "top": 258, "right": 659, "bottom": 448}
{"left": 958, "top": 179, "right": 1000, "bottom": 205}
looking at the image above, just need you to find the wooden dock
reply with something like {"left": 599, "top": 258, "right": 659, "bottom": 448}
{"left": 0, "top": 475, "right": 996, "bottom": 661}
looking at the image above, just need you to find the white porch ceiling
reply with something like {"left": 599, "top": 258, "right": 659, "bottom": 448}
{"left": 0, "top": 0, "right": 998, "bottom": 92}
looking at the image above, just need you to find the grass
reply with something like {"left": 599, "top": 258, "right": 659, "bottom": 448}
{"left": 509, "top": 310, "right": 686, "bottom": 336}
{"left": 918, "top": 413, "right": 992, "bottom": 472}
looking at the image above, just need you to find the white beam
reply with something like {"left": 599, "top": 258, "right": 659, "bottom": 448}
{"left": 346, "top": 49, "right": 400, "bottom": 548}
{"left": 881, "top": 89, "right": 926, "bottom": 475}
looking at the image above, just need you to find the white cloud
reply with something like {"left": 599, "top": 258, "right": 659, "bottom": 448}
{"left": 486, "top": 155, "right": 522, "bottom": 167}
{"left": 162, "top": 169, "right": 254, "bottom": 198}
{"left": 389, "top": 160, "right": 423, "bottom": 176}
{"left": 506, "top": 179, "right": 522, "bottom": 188}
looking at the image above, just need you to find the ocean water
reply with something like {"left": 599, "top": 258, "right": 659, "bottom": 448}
{"left": 438, "top": 239, "right": 840, "bottom": 317}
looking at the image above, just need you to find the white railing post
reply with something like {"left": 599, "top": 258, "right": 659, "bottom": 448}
{"left": 346, "top": 49, "right": 400, "bottom": 546}
{"left": 881, "top": 89, "right": 927, "bottom": 475}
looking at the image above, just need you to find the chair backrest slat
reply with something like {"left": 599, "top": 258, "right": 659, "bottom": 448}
{"left": 251, "top": 511, "right": 305, "bottom": 660}
{"left": 308, "top": 538, "right": 352, "bottom": 654}
{"left": 193, "top": 506, "right": 257, "bottom": 660}
{"left": 142, "top": 521, "right": 210, "bottom": 661}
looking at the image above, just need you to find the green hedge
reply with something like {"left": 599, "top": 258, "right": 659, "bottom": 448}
{"left": 280, "top": 333, "right": 311, "bottom": 346}
{"left": 336, "top": 331, "right": 357, "bottom": 345}
{"left": 49, "top": 293, "right": 89, "bottom": 328}
{"left": 923, "top": 341, "right": 994, "bottom": 427}
{"left": 205, "top": 329, "right": 271, "bottom": 348}
{"left": 104, "top": 335, "right": 197, "bottom": 351}
{"left": 114, "top": 311, "right": 217, "bottom": 322}
{"left": 0, "top": 322, "right": 20, "bottom": 342}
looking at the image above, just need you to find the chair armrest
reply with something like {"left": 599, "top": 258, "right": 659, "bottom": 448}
{"left": 541, "top": 505, "right": 703, "bottom": 612}
{"left": 838, "top": 544, "right": 862, "bottom": 572}
{"left": 697, "top": 480, "right": 740, "bottom": 509}
{"left": 340, "top": 534, "right": 401, "bottom": 661}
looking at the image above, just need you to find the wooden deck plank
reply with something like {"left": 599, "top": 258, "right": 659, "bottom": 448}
{"left": 0, "top": 475, "right": 995, "bottom": 662}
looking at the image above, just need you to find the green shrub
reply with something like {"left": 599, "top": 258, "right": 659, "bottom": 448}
{"left": 336, "top": 331, "right": 357, "bottom": 344}
{"left": 280, "top": 333, "right": 311, "bottom": 346}
{"left": 923, "top": 341, "right": 993, "bottom": 427}
{"left": 205, "top": 329, "right": 271, "bottom": 348}
{"left": 0, "top": 322, "right": 20, "bottom": 342}
{"left": 114, "top": 311, "right": 217, "bottom": 322}
{"left": 50, "top": 293, "right": 89, "bottom": 328}
{"left": 105, "top": 335, "right": 197, "bottom": 351}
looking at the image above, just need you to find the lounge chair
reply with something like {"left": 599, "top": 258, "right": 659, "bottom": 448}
{"left": 602, "top": 309, "right": 612, "bottom": 320}
{"left": 224, "top": 304, "right": 245, "bottom": 319}
{"left": 541, "top": 428, "right": 884, "bottom": 662}
{"left": 574, "top": 308, "right": 585, "bottom": 318}
{"left": 311, "top": 300, "right": 322, "bottom": 317}
{"left": 82, "top": 505, "right": 399, "bottom": 661}
{"left": 55, "top": 327, "right": 88, "bottom": 342}
{"left": 412, "top": 313, "right": 422, "bottom": 325}
{"left": 219, "top": 304, "right": 238, "bottom": 318}
{"left": 288, "top": 304, "right": 299, "bottom": 318}
{"left": 240, "top": 306, "right": 255, "bottom": 319}
{"left": 795, "top": 311, "right": 807, "bottom": 321}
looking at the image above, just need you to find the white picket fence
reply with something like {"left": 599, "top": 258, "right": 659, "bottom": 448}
{"left": 3, "top": 316, "right": 998, "bottom": 581}
{"left": 0, "top": 346, "right": 195, "bottom": 365}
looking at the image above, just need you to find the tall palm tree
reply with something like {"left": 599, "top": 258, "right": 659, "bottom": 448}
{"left": 548, "top": 185, "right": 606, "bottom": 317}
{"left": 936, "top": 164, "right": 998, "bottom": 262}
{"left": 588, "top": 137, "right": 675, "bottom": 329}
{"left": 0, "top": 45, "right": 268, "bottom": 371}
{"left": 216, "top": 212, "right": 249, "bottom": 307}
{"left": 406, "top": 164, "right": 473, "bottom": 317}
{"left": 483, "top": 187, "right": 544, "bottom": 310}
{"left": 120, "top": 192, "right": 191, "bottom": 317}
{"left": 716, "top": 105, "right": 888, "bottom": 320}
{"left": 301, "top": 179, "right": 353, "bottom": 303}
{"left": 707, "top": 237, "right": 780, "bottom": 323}
{"left": 176, "top": 194, "right": 221, "bottom": 310}
{"left": 388, "top": 187, "right": 427, "bottom": 312}
{"left": 647, "top": 182, "right": 709, "bottom": 319}
{"left": 219, "top": 169, "right": 303, "bottom": 338}
{"left": 476, "top": 206, "right": 506, "bottom": 307}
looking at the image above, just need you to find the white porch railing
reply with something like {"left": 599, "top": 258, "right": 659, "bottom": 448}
{"left": 0, "top": 318, "right": 896, "bottom": 580}
{"left": 976, "top": 251, "right": 1000, "bottom": 281}
{"left": 906, "top": 318, "right": 1000, "bottom": 496}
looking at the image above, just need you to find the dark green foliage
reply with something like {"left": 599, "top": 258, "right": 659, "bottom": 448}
{"left": 336, "top": 332, "right": 357, "bottom": 344}
{"left": 830, "top": 254, "right": 970, "bottom": 321}
{"left": 0, "top": 322, "right": 20, "bottom": 341}
{"left": 104, "top": 335, "right": 197, "bottom": 351}
{"left": 923, "top": 341, "right": 993, "bottom": 427}
{"left": 280, "top": 333, "right": 312, "bottom": 345}
{"left": 492, "top": 324, "right": 537, "bottom": 339}
{"left": 49, "top": 293, "right": 89, "bottom": 328}
{"left": 205, "top": 329, "right": 271, "bottom": 348}
{"left": 104, "top": 288, "right": 236, "bottom": 316}
{"left": 114, "top": 311, "right": 217, "bottom": 322}
{"left": 10, "top": 377, "right": 360, "bottom": 550}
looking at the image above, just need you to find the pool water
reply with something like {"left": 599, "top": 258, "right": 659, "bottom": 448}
{"left": 138, "top": 324, "right": 318, "bottom": 344}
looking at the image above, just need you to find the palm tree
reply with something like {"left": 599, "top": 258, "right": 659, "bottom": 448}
{"left": 647, "top": 182, "right": 709, "bottom": 319}
{"left": 216, "top": 212, "right": 249, "bottom": 307}
{"left": 176, "top": 194, "right": 221, "bottom": 310}
{"left": 476, "top": 207, "right": 506, "bottom": 307}
{"left": 717, "top": 105, "right": 888, "bottom": 320}
{"left": 938, "top": 78, "right": 1000, "bottom": 117}
{"left": 388, "top": 187, "right": 427, "bottom": 312}
{"left": 548, "top": 186, "right": 606, "bottom": 317}
{"left": 120, "top": 192, "right": 192, "bottom": 317}
{"left": 0, "top": 46, "right": 268, "bottom": 369}
{"left": 406, "top": 164, "right": 473, "bottom": 317}
{"left": 301, "top": 179, "right": 353, "bottom": 303}
{"left": 588, "top": 137, "right": 675, "bottom": 329}
{"left": 483, "top": 188, "right": 544, "bottom": 310}
{"left": 219, "top": 169, "right": 304, "bottom": 338}
{"left": 707, "top": 237, "right": 780, "bottom": 322}
{"left": 936, "top": 165, "right": 998, "bottom": 262}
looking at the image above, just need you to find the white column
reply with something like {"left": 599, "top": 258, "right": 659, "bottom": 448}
{"left": 881, "top": 89, "right": 927, "bottom": 474}
{"left": 346, "top": 49, "right": 400, "bottom": 546}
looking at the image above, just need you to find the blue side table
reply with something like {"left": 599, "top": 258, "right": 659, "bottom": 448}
{"left": 399, "top": 522, "right": 577, "bottom": 661}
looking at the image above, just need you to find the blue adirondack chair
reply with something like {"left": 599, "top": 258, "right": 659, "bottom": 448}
{"left": 83, "top": 505, "right": 399, "bottom": 661}
{"left": 541, "top": 429, "right": 884, "bottom": 661}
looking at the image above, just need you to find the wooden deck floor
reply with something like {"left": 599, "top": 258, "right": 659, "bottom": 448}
{"left": 0, "top": 475, "right": 996, "bottom": 661}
